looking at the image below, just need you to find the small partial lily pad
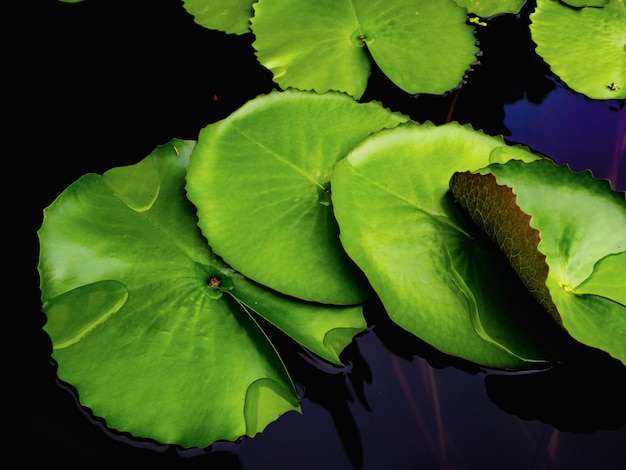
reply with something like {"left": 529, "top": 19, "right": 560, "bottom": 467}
{"left": 181, "top": 0, "right": 255, "bottom": 35}
{"left": 530, "top": 0, "right": 626, "bottom": 99}
{"left": 454, "top": 0, "right": 525, "bottom": 17}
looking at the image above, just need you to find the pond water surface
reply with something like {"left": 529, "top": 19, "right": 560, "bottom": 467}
{"left": 13, "top": 1, "right": 625, "bottom": 469}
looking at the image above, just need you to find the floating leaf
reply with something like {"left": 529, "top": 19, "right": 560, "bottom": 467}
{"left": 250, "top": 0, "right": 479, "bottom": 98}
{"left": 561, "top": 0, "right": 610, "bottom": 7}
{"left": 449, "top": 171, "right": 558, "bottom": 322}
{"left": 331, "top": 121, "right": 563, "bottom": 370}
{"left": 454, "top": 0, "right": 525, "bottom": 17}
{"left": 186, "top": 89, "right": 408, "bottom": 305}
{"left": 461, "top": 159, "right": 626, "bottom": 365}
{"left": 38, "top": 139, "right": 366, "bottom": 447}
{"left": 181, "top": 0, "right": 255, "bottom": 35}
{"left": 530, "top": 0, "right": 626, "bottom": 99}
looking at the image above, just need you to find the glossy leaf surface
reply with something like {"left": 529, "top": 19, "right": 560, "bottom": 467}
{"left": 530, "top": 0, "right": 626, "bottom": 99}
{"left": 331, "top": 122, "right": 562, "bottom": 370}
{"left": 450, "top": 170, "right": 557, "bottom": 321}
{"left": 182, "top": 0, "right": 255, "bottom": 35}
{"left": 250, "top": 0, "right": 479, "bottom": 98}
{"left": 38, "top": 139, "right": 366, "bottom": 447}
{"left": 561, "top": 0, "right": 610, "bottom": 7}
{"left": 454, "top": 0, "right": 525, "bottom": 16}
{"left": 473, "top": 159, "right": 626, "bottom": 365}
{"left": 186, "top": 89, "right": 408, "bottom": 305}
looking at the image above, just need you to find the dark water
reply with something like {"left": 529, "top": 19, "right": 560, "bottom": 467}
{"left": 11, "top": 1, "right": 625, "bottom": 469}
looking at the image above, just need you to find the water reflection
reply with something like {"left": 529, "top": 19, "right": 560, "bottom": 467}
{"left": 265, "top": 295, "right": 626, "bottom": 468}
{"left": 20, "top": 0, "right": 625, "bottom": 467}
{"left": 377, "top": 298, "right": 626, "bottom": 437}
{"left": 504, "top": 86, "right": 626, "bottom": 190}
{"left": 251, "top": 314, "right": 370, "bottom": 468}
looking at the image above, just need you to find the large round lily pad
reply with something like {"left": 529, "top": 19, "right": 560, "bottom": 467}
{"left": 331, "top": 121, "right": 564, "bottom": 370}
{"left": 250, "top": 0, "right": 479, "bottom": 98}
{"left": 38, "top": 139, "right": 367, "bottom": 447}
{"left": 186, "top": 89, "right": 408, "bottom": 305}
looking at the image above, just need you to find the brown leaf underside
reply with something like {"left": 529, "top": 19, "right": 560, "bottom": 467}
{"left": 450, "top": 171, "right": 560, "bottom": 323}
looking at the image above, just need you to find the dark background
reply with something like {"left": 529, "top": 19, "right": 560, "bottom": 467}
{"left": 9, "top": 1, "right": 626, "bottom": 468}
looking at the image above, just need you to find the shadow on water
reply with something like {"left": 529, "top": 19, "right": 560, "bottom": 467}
{"left": 250, "top": 313, "right": 372, "bottom": 469}
{"left": 373, "top": 300, "right": 626, "bottom": 435}
{"left": 365, "top": 286, "right": 626, "bottom": 434}
{"left": 485, "top": 348, "right": 626, "bottom": 433}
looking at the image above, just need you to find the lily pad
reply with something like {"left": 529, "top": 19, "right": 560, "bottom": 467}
{"left": 186, "top": 89, "right": 408, "bottom": 305}
{"left": 38, "top": 139, "right": 367, "bottom": 448}
{"left": 250, "top": 0, "right": 479, "bottom": 98}
{"left": 454, "top": 0, "right": 525, "bottom": 17}
{"left": 181, "top": 0, "right": 255, "bottom": 35}
{"left": 561, "top": 0, "right": 611, "bottom": 7}
{"left": 331, "top": 121, "right": 563, "bottom": 370}
{"left": 463, "top": 159, "right": 626, "bottom": 365}
{"left": 449, "top": 170, "right": 558, "bottom": 321}
{"left": 530, "top": 0, "right": 626, "bottom": 99}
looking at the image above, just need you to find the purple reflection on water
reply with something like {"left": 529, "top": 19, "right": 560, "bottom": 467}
{"left": 504, "top": 82, "right": 625, "bottom": 191}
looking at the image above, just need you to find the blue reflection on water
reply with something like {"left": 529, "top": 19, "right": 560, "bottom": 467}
{"left": 504, "top": 81, "right": 625, "bottom": 191}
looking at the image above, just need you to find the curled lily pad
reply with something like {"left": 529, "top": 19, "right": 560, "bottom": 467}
{"left": 450, "top": 170, "right": 557, "bottom": 321}
{"left": 331, "top": 121, "right": 563, "bottom": 370}
{"left": 530, "top": 0, "right": 626, "bottom": 99}
{"left": 186, "top": 89, "right": 408, "bottom": 305}
{"left": 459, "top": 159, "right": 626, "bottom": 365}
{"left": 250, "top": 0, "right": 479, "bottom": 98}
{"left": 181, "top": 0, "right": 255, "bottom": 35}
{"left": 38, "top": 139, "right": 366, "bottom": 448}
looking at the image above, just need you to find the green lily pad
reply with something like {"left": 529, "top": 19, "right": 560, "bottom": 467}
{"left": 181, "top": 0, "right": 255, "bottom": 35}
{"left": 186, "top": 89, "right": 408, "bottom": 305}
{"left": 331, "top": 121, "right": 563, "bottom": 370}
{"left": 449, "top": 170, "right": 558, "bottom": 322}
{"left": 530, "top": 0, "right": 626, "bottom": 99}
{"left": 561, "top": 0, "right": 610, "bottom": 7}
{"left": 250, "top": 0, "right": 479, "bottom": 98}
{"left": 454, "top": 0, "right": 525, "bottom": 17}
{"left": 38, "top": 139, "right": 367, "bottom": 448}
{"left": 466, "top": 159, "right": 626, "bottom": 365}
